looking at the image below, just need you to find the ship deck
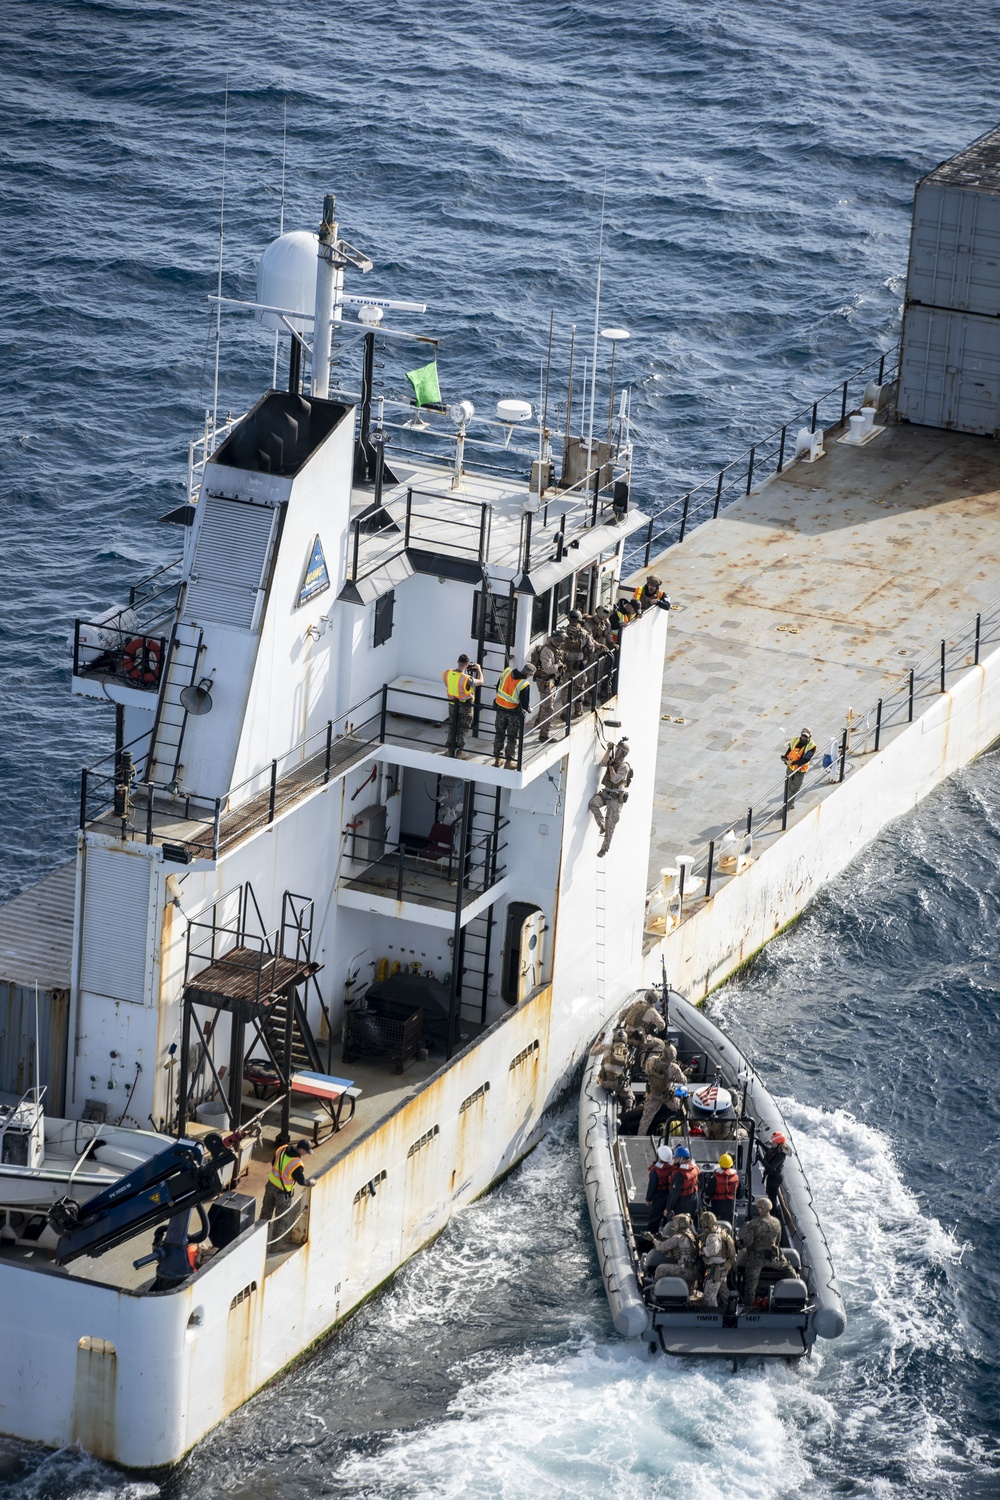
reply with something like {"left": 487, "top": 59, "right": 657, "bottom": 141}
{"left": 644, "top": 419, "right": 1000, "bottom": 889}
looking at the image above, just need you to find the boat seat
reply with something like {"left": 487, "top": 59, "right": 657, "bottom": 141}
{"left": 782, "top": 1247, "right": 802, "bottom": 1271}
{"left": 770, "top": 1277, "right": 808, "bottom": 1312}
{"left": 651, "top": 1276, "right": 690, "bottom": 1308}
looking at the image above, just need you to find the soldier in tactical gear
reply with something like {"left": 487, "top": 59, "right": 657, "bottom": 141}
{"left": 739, "top": 1196, "right": 788, "bottom": 1305}
{"left": 698, "top": 1210, "right": 737, "bottom": 1308}
{"left": 596, "top": 1027, "right": 634, "bottom": 1113}
{"left": 637, "top": 1042, "right": 686, "bottom": 1136}
{"left": 562, "top": 610, "right": 596, "bottom": 718}
{"left": 619, "top": 990, "right": 666, "bottom": 1040}
{"left": 531, "top": 628, "right": 566, "bottom": 742}
{"left": 589, "top": 739, "right": 633, "bottom": 857}
{"left": 651, "top": 1212, "right": 699, "bottom": 1290}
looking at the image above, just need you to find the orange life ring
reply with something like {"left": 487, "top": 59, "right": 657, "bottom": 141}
{"left": 123, "top": 636, "right": 161, "bottom": 686}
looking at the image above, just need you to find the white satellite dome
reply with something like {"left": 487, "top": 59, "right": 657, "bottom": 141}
{"left": 255, "top": 230, "right": 319, "bottom": 332}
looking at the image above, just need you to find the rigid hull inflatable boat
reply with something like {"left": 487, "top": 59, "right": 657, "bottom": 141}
{"left": 579, "top": 988, "right": 846, "bottom": 1358}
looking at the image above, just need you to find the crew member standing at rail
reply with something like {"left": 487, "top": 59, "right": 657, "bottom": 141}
{"left": 261, "top": 1139, "right": 317, "bottom": 1247}
{"left": 633, "top": 574, "right": 671, "bottom": 614}
{"left": 562, "top": 611, "right": 595, "bottom": 718}
{"left": 781, "top": 727, "right": 816, "bottom": 810}
{"left": 492, "top": 664, "right": 534, "bottom": 768}
{"left": 442, "top": 654, "right": 483, "bottom": 758}
{"left": 531, "top": 629, "right": 565, "bottom": 742}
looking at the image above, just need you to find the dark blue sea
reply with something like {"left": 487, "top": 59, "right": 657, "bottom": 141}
{"left": 2, "top": 2, "right": 1000, "bottom": 1495}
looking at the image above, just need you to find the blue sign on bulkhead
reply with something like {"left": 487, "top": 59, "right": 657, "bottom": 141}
{"left": 298, "top": 534, "right": 330, "bottom": 606}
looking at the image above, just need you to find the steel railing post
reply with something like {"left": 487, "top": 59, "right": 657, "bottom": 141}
{"left": 679, "top": 493, "right": 691, "bottom": 542}
{"left": 404, "top": 488, "right": 413, "bottom": 549}
{"left": 841, "top": 380, "right": 848, "bottom": 425}
{"left": 745, "top": 446, "right": 755, "bottom": 495}
{"left": 678, "top": 862, "right": 686, "bottom": 905}
{"left": 268, "top": 759, "right": 278, "bottom": 823}
{"left": 324, "top": 720, "right": 333, "bottom": 782}
{"left": 213, "top": 798, "right": 221, "bottom": 859}
{"left": 781, "top": 773, "right": 790, "bottom": 831}
{"left": 874, "top": 698, "right": 883, "bottom": 752}
{"left": 746, "top": 806, "right": 753, "bottom": 837}
{"left": 565, "top": 673, "right": 574, "bottom": 736}
{"left": 644, "top": 517, "right": 654, "bottom": 568}
{"left": 396, "top": 844, "right": 405, "bottom": 902}
{"left": 713, "top": 471, "right": 723, "bottom": 518}
{"left": 878, "top": 353, "right": 885, "bottom": 384}
{"left": 908, "top": 668, "right": 915, "bottom": 722}
{"left": 940, "top": 639, "right": 946, "bottom": 693}
{"left": 705, "top": 840, "right": 715, "bottom": 900}
{"left": 380, "top": 683, "right": 388, "bottom": 742}
{"left": 351, "top": 517, "right": 361, "bottom": 582}
{"left": 146, "top": 786, "right": 154, "bottom": 845}
{"left": 975, "top": 613, "right": 982, "bottom": 665}
{"left": 777, "top": 425, "right": 786, "bottom": 474}
{"left": 810, "top": 401, "right": 818, "bottom": 433}
{"left": 79, "top": 769, "right": 88, "bottom": 831}
{"left": 522, "top": 510, "right": 533, "bottom": 573}
{"left": 838, "top": 727, "right": 848, "bottom": 783}
{"left": 478, "top": 502, "right": 488, "bottom": 566}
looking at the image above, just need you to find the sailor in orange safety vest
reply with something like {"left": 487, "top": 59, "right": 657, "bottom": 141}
{"left": 492, "top": 664, "right": 534, "bottom": 768}
{"left": 709, "top": 1152, "right": 740, "bottom": 1225}
{"left": 781, "top": 727, "right": 816, "bottom": 810}
{"left": 442, "top": 653, "right": 483, "bottom": 758}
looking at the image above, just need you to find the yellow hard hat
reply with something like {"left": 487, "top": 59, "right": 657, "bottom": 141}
{"left": 719, "top": 1153, "right": 734, "bottom": 1169}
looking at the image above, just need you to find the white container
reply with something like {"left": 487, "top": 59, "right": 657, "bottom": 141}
{"left": 194, "top": 1099, "right": 229, "bottom": 1128}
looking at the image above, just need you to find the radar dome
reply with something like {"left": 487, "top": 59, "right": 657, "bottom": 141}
{"left": 255, "top": 230, "right": 319, "bottom": 333}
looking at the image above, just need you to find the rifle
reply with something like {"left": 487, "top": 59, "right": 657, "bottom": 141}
{"left": 660, "top": 956, "right": 670, "bottom": 1033}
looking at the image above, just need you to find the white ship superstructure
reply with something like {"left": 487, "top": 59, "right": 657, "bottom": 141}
{"left": 0, "top": 200, "right": 668, "bottom": 1464}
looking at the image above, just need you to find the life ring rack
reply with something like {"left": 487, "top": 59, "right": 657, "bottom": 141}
{"left": 122, "top": 636, "right": 162, "bottom": 686}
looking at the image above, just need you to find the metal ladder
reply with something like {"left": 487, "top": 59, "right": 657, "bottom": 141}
{"left": 145, "top": 622, "right": 204, "bottom": 789}
{"left": 595, "top": 863, "right": 607, "bottom": 1010}
{"left": 456, "top": 907, "right": 495, "bottom": 1027}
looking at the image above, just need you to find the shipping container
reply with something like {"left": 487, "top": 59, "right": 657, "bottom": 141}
{"left": 906, "top": 125, "right": 1000, "bottom": 318}
{"left": 896, "top": 305, "right": 1000, "bottom": 437}
{"left": 0, "top": 862, "right": 75, "bottom": 1111}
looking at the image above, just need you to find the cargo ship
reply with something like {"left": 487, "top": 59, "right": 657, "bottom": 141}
{"left": 2, "top": 126, "right": 1000, "bottom": 1466}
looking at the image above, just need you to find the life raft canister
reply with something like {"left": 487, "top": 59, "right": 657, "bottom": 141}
{"left": 123, "top": 636, "right": 162, "bottom": 686}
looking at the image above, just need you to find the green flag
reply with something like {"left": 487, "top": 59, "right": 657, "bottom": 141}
{"left": 406, "top": 360, "right": 441, "bottom": 408}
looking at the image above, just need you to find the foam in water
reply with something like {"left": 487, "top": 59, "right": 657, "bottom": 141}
{"left": 328, "top": 1101, "right": 976, "bottom": 1500}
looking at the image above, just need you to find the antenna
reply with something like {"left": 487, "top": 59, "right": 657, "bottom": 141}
{"left": 564, "top": 323, "right": 576, "bottom": 450}
{"left": 542, "top": 310, "right": 554, "bottom": 439}
{"left": 211, "top": 76, "right": 229, "bottom": 439}
{"left": 586, "top": 170, "right": 608, "bottom": 468}
{"left": 33, "top": 980, "right": 40, "bottom": 1103}
{"left": 272, "top": 97, "right": 288, "bottom": 388}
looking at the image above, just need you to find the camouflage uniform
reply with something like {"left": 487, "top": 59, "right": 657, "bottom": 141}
{"left": 739, "top": 1203, "right": 787, "bottom": 1305}
{"left": 561, "top": 617, "right": 596, "bottom": 717}
{"left": 589, "top": 744, "right": 632, "bottom": 857}
{"left": 638, "top": 1047, "right": 686, "bottom": 1135}
{"left": 652, "top": 1214, "right": 699, "bottom": 1290}
{"left": 698, "top": 1212, "right": 737, "bottom": 1308}
{"left": 531, "top": 632, "right": 565, "bottom": 742}
{"left": 619, "top": 993, "right": 666, "bottom": 1039}
{"left": 597, "top": 1034, "right": 634, "bottom": 1112}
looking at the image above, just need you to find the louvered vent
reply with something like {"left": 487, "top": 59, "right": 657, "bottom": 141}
{"left": 81, "top": 848, "right": 152, "bottom": 1005}
{"left": 185, "top": 497, "right": 278, "bottom": 629}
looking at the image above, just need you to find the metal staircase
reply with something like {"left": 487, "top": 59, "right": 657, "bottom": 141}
{"left": 145, "top": 622, "right": 205, "bottom": 789}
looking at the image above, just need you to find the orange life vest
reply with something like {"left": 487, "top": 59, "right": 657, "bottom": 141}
{"left": 785, "top": 737, "right": 816, "bottom": 770}
{"left": 649, "top": 1161, "right": 675, "bottom": 1192}
{"left": 712, "top": 1167, "right": 739, "bottom": 1202}
{"left": 673, "top": 1161, "right": 700, "bottom": 1196}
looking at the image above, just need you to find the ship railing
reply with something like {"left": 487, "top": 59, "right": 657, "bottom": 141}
{"left": 72, "top": 559, "right": 183, "bottom": 691}
{"left": 347, "top": 467, "right": 626, "bottom": 585}
{"left": 187, "top": 408, "right": 240, "bottom": 503}
{"left": 341, "top": 826, "right": 507, "bottom": 909}
{"left": 647, "top": 590, "right": 1000, "bottom": 931}
{"left": 382, "top": 651, "right": 618, "bottom": 771}
{"left": 633, "top": 346, "right": 901, "bottom": 572}
{"left": 77, "top": 650, "right": 621, "bottom": 859}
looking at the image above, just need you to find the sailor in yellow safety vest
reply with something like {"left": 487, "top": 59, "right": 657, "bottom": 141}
{"left": 442, "top": 653, "right": 483, "bottom": 758}
{"left": 781, "top": 727, "right": 816, "bottom": 810}
{"left": 261, "top": 1138, "right": 316, "bottom": 1245}
{"left": 492, "top": 664, "right": 535, "bottom": 768}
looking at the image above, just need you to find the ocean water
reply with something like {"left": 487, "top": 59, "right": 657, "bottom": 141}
{"left": 2, "top": 0, "right": 1000, "bottom": 1494}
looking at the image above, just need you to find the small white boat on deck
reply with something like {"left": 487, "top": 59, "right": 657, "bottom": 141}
{"left": 0, "top": 1088, "right": 174, "bottom": 1216}
{"left": 580, "top": 988, "right": 846, "bottom": 1359}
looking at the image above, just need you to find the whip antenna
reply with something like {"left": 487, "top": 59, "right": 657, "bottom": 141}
{"left": 211, "top": 75, "right": 229, "bottom": 438}
{"left": 273, "top": 97, "right": 288, "bottom": 388}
